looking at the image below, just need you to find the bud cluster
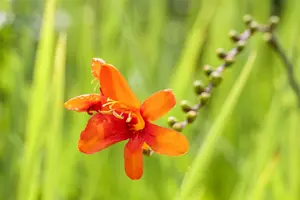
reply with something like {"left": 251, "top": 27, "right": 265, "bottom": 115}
{"left": 167, "top": 15, "right": 282, "bottom": 132}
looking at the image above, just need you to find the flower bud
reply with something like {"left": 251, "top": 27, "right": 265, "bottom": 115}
{"left": 209, "top": 71, "right": 222, "bottom": 87}
{"left": 143, "top": 148, "right": 153, "bottom": 156}
{"left": 199, "top": 92, "right": 211, "bottom": 105}
{"left": 243, "top": 14, "right": 253, "bottom": 26}
{"left": 229, "top": 30, "right": 240, "bottom": 42}
{"left": 187, "top": 110, "right": 197, "bottom": 123}
{"left": 225, "top": 57, "right": 235, "bottom": 67}
{"left": 167, "top": 116, "right": 178, "bottom": 127}
{"left": 203, "top": 64, "right": 213, "bottom": 76}
{"left": 249, "top": 21, "right": 258, "bottom": 33}
{"left": 180, "top": 100, "right": 192, "bottom": 112}
{"left": 216, "top": 48, "right": 227, "bottom": 59}
{"left": 172, "top": 122, "right": 183, "bottom": 132}
{"left": 237, "top": 40, "right": 246, "bottom": 52}
{"left": 269, "top": 16, "right": 280, "bottom": 31}
{"left": 193, "top": 80, "right": 205, "bottom": 95}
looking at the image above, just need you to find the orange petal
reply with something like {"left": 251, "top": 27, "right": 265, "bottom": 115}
{"left": 91, "top": 58, "right": 105, "bottom": 79}
{"left": 78, "top": 114, "right": 130, "bottom": 154}
{"left": 64, "top": 94, "right": 103, "bottom": 112}
{"left": 140, "top": 89, "right": 176, "bottom": 121}
{"left": 124, "top": 134, "right": 144, "bottom": 180}
{"left": 143, "top": 122, "right": 189, "bottom": 156}
{"left": 100, "top": 64, "right": 140, "bottom": 108}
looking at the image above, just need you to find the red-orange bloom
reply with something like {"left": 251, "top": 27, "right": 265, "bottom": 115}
{"left": 64, "top": 58, "right": 189, "bottom": 180}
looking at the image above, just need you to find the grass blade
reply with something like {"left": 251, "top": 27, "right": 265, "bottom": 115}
{"left": 42, "top": 32, "right": 67, "bottom": 200}
{"left": 17, "top": 0, "right": 56, "bottom": 199}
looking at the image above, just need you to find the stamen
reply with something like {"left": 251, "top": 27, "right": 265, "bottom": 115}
{"left": 126, "top": 112, "right": 132, "bottom": 123}
{"left": 99, "top": 110, "right": 113, "bottom": 114}
{"left": 101, "top": 98, "right": 133, "bottom": 122}
{"left": 112, "top": 111, "right": 124, "bottom": 119}
{"left": 91, "top": 78, "right": 97, "bottom": 84}
{"left": 93, "top": 82, "right": 100, "bottom": 91}
{"left": 106, "top": 98, "right": 114, "bottom": 102}
{"left": 102, "top": 101, "right": 115, "bottom": 108}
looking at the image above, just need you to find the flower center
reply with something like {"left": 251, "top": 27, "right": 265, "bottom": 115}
{"left": 101, "top": 98, "right": 145, "bottom": 131}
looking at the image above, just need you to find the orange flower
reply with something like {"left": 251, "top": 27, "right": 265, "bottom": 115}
{"left": 64, "top": 58, "right": 189, "bottom": 180}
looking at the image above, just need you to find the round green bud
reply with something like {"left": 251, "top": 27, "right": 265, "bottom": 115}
{"left": 143, "top": 148, "right": 153, "bottom": 156}
{"left": 180, "top": 100, "right": 192, "bottom": 112}
{"left": 203, "top": 64, "right": 213, "bottom": 76}
{"left": 269, "top": 16, "right": 280, "bottom": 31}
{"left": 199, "top": 92, "right": 211, "bottom": 105}
{"left": 187, "top": 110, "right": 197, "bottom": 123}
{"left": 209, "top": 71, "right": 223, "bottom": 87}
{"left": 229, "top": 30, "right": 240, "bottom": 42}
{"left": 167, "top": 116, "right": 178, "bottom": 127}
{"left": 270, "top": 16, "right": 280, "bottom": 25}
{"left": 237, "top": 40, "right": 246, "bottom": 52}
{"left": 249, "top": 21, "right": 258, "bottom": 33}
{"left": 216, "top": 48, "right": 227, "bottom": 59}
{"left": 225, "top": 57, "right": 235, "bottom": 67}
{"left": 243, "top": 14, "right": 253, "bottom": 26}
{"left": 193, "top": 80, "right": 205, "bottom": 95}
{"left": 172, "top": 122, "right": 183, "bottom": 132}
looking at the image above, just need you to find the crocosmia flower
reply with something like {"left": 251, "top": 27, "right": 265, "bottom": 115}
{"left": 64, "top": 58, "right": 189, "bottom": 180}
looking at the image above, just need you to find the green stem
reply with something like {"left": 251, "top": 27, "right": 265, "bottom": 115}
{"left": 175, "top": 52, "right": 257, "bottom": 200}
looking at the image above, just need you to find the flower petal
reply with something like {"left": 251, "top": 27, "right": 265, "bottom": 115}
{"left": 100, "top": 64, "right": 140, "bottom": 108}
{"left": 79, "top": 114, "right": 130, "bottom": 154}
{"left": 143, "top": 122, "right": 189, "bottom": 156}
{"left": 64, "top": 94, "right": 103, "bottom": 113}
{"left": 140, "top": 89, "right": 176, "bottom": 121}
{"left": 91, "top": 58, "right": 105, "bottom": 80}
{"left": 124, "top": 134, "right": 144, "bottom": 180}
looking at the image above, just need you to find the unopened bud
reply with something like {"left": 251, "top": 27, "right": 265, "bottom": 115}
{"left": 216, "top": 48, "right": 227, "bottom": 59}
{"left": 193, "top": 80, "right": 205, "bottom": 95}
{"left": 229, "top": 30, "right": 240, "bottom": 42}
{"left": 143, "top": 148, "right": 153, "bottom": 156}
{"left": 172, "top": 122, "right": 183, "bottom": 132}
{"left": 269, "top": 16, "right": 280, "bottom": 31}
{"left": 237, "top": 40, "right": 246, "bottom": 52}
{"left": 203, "top": 64, "right": 213, "bottom": 76}
{"left": 180, "top": 100, "right": 192, "bottom": 112}
{"left": 210, "top": 71, "right": 222, "bottom": 87}
{"left": 199, "top": 92, "right": 211, "bottom": 105}
{"left": 225, "top": 57, "right": 235, "bottom": 67}
{"left": 249, "top": 21, "right": 258, "bottom": 33}
{"left": 167, "top": 116, "right": 178, "bottom": 127}
{"left": 187, "top": 110, "right": 197, "bottom": 123}
{"left": 243, "top": 15, "right": 253, "bottom": 26}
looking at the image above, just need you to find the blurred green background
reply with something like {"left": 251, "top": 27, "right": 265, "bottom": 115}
{"left": 1, "top": 0, "right": 300, "bottom": 199}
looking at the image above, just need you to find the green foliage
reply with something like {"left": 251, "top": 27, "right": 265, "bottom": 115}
{"left": 0, "top": 0, "right": 299, "bottom": 200}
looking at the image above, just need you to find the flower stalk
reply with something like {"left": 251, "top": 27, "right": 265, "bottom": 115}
{"left": 168, "top": 15, "right": 300, "bottom": 132}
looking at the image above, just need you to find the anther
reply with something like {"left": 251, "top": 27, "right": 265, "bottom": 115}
{"left": 126, "top": 112, "right": 132, "bottom": 123}
{"left": 112, "top": 111, "right": 124, "bottom": 119}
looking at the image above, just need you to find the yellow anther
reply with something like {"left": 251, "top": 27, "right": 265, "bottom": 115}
{"left": 112, "top": 111, "right": 124, "bottom": 119}
{"left": 99, "top": 110, "right": 113, "bottom": 115}
{"left": 102, "top": 101, "right": 116, "bottom": 108}
{"left": 101, "top": 98, "right": 135, "bottom": 123}
{"left": 126, "top": 112, "right": 132, "bottom": 123}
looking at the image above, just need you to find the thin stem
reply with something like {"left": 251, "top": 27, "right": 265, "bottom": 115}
{"left": 267, "top": 34, "right": 300, "bottom": 107}
{"left": 168, "top": 15, "right": 300, "bottom": 133}
{"left": 171, "top": 27, "right": 255, "bottom": 131}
